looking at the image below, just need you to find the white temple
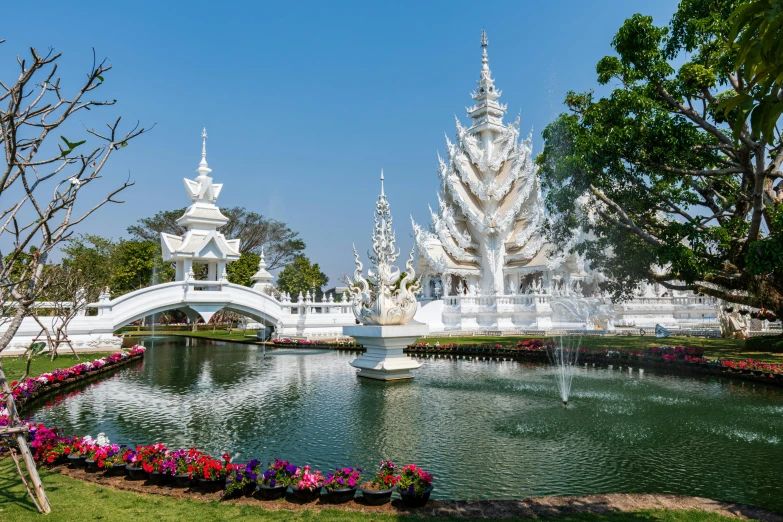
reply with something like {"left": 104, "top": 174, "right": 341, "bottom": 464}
{"left": 412, "top": 32, "right": 717, "bottom": 332}
{"left": 160, "top": 129, "right": 241, "bottom": 281}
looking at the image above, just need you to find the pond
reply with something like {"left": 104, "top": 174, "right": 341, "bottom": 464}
{"left": 29, "top": 336, "right": 783, "bottom": 511}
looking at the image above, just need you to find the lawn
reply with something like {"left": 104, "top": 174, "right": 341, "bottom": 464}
{"left": 416, "top": 335, "right": 783, "bottom": 363}
{"left": 124, "top": 329, "right": 259, "bottom": 342}
{"left": 0, "top": 352, "right": 117, "bottom": 383}
{"left": 0, "top": 461, "right": 755, "bottom": 522}
{"left": 124, "top": 329, "right": 783, "bottom": 363}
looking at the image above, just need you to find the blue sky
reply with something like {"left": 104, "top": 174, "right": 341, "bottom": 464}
{"left": 4, "top": 0, "right": 679, "bottom": 284}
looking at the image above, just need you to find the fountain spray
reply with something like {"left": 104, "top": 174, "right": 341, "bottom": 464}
{"left": 546, "top": 335, "right": 581, "bottom": 408}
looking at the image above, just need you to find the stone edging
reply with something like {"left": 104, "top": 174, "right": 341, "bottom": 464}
{"left": 48, "top": 465, "right": 783, "bottom": 520}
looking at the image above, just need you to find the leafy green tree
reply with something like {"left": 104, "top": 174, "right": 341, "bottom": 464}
{"left": 127, "top": 206, "right": 305, "bottom": 269}
{"left": 276, "top": 255, "right": 329, "bottom": 298}
{"left": 226, "top": 252, "right": 260, "bottom": 287}
{"left": 60, "top": 234, "right": 117, "bottom": 292}
{"left": 110, "top": 240, "right": 174, "bottom": 296}
{"left": 537, "top": 0, "right": 783, "bottom": 313}
{"left": 721, "top": 0, "right": 783, "bottom": 143}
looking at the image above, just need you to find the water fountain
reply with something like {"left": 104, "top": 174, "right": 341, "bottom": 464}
{"left": 546, "top": 336, "right": 581, "bottom": 407}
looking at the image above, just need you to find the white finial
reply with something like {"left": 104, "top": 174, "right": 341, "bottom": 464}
{"left": 380, "top": 169, "right": 385, "bottom": 196}
{"left": 481, "top": 29, "right": 489, "bottom": 71}
{"left": 197, "top": 127, "right": 211, "bottom": 176}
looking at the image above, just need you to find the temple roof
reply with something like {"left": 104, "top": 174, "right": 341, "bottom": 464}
{"left": 160, "top": 128, "right": 241, "bottom": 265}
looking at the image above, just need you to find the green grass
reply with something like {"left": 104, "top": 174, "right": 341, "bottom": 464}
{"left": 416, "top": 335, "right": 783, "bottom": 363}
{"left": 124, "top": 329, "right": 783, "bottom": 363}
{"left": 0, "top": 460, "right": 755, "bottom": 522}
{"left": 0, "top": 352, "right": 117, "bottom": 383}
{"left": 125, "top": 329, "right": 260, "bottom": 342}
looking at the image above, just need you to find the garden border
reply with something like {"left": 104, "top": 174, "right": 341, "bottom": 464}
{"left": 37, "top": 464, "right": 783, "bottom": 520}
{"left": 12, "top": 352, "right": 145, "bottom": 414}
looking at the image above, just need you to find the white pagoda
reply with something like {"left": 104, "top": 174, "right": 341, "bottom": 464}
{"left": 413, "top": 31, "right": 555, "bottom": 299}
{"left": 161, "top": 129, "right": 241, "bottom": 281}
{"left": 412, "top": 32, "right": 716, "bottom": 331}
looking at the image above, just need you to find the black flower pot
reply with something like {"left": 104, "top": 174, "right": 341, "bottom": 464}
{"left": 125, "top": 465, "right": 147, "bottom": 480}
{"left": 85, "top": 459, "right": 100, "bottom": 473}
{"left": 173, "top": 474, "right": 193, "bottom": 488}
{"left": 198, "top": 477, "right": 225, "bottom": 493}
{"left": 360, "top": 487, "right": 394, "bottom": 505}
{"left": 289, "top": 486, "right": 320, "bottom": 502}
{"left": 67, "top": 455, "right": 87, "bottom": 469}
{"left": 322, "top": 487, "right": 356, "bottom": 504}
{"left": 149, "top": 471, "right": 172, "bottom": 486}
{"left": 106, "top": 463, "right": 127, "bottom": 476}
{"left": 241, "top": 482, "right": 256, "bottom": 496}
{"left": 397, "top": 485, "right": 433, "bottom": 508}
{"left": 255, "top": 484, "right": 287, "bottom": 500}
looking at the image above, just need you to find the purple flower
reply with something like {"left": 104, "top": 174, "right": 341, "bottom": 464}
{"left": 270, "top": 478, "right": 276, "bottom": 487}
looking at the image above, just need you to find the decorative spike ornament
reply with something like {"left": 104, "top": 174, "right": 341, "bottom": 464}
{"left": 347, "top": 171, "right": 421, "bottom": 325}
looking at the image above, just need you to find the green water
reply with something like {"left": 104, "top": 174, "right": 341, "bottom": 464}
{"left": 30, "top": 337, "right": 783, "bottom": 511}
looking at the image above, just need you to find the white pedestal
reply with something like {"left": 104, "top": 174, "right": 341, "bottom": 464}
{"left": 343, "top": 322, "right": 429, "bottom": 381}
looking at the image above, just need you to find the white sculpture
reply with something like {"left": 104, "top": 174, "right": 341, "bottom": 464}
{"left": 347, "top": 171, "right": 421, "bottom": 326}
{"left": 343, "top": 171, "right": 428, "bottom": 381}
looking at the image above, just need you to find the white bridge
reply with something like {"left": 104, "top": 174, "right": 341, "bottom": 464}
{"left": 2, "top": 280, "right": 355, "bottom": 353}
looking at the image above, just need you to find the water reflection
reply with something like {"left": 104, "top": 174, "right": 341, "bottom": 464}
{"left": 29, "top": 338, "right": 783, "bottom": 511}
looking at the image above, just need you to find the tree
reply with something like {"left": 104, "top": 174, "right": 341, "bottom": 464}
{"left": 537, "top": 0, "right": 783, "bottom": 314}
{"left": 60, "top": 235, "right": 173, "bottom": 297}
{"left": 721, "top": 0, "right": 783, "bottom": 144}
{"left": 226, "top": 252, "right": 260, "bottom": 287}
{"left": 0, "top": 41, "right": 148, "bottom": 514}
{"left": 61, "top": 234, "right": 117, "bottom": 292}
{"left": 276, "top": 255, "right": 329, "bottom": 298}
{"left": 127, "top": 206, "right": 305, "bottom": 269}
{"left": 110, "top": 240, "right": 174, "bottom": 296}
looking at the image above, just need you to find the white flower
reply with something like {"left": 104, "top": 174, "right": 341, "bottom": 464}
{"left": 95, "top": 433, "right": 111, "bottom": 447}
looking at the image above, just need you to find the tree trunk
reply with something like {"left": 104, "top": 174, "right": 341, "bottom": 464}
{"left": 0, "top": 363, "right": 51, "bottom": 513}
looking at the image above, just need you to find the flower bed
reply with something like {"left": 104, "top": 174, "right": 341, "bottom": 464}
{"left": 2, "top": 419, "right": 434, "bottom": 506}
{"left": 272, "top": 339, "right": 362, "bottom": 350}
{"left": 1, "top": 346, "right": 146, "bottom": 412}
{"left": 405, "top": 341, "right": 783, "bottom": 385}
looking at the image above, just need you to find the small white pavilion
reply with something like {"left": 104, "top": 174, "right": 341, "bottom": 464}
{"left": 161, "top": 129, "right": 241, "bottom": 281}
{"left": 251, "top": 249, "right": 274, "bottom": 292}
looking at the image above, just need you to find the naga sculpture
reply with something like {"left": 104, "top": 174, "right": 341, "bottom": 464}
{"left": 348, "top": 171, "right": 421, "bottom": 325}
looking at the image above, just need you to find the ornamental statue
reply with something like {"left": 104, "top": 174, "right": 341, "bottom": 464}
{"left": 347, "top": 171, "right": 421, "bottom": 325}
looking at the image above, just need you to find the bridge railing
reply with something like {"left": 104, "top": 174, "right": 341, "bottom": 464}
{"left": 279, "top": 301, "right": 353, "bottom": 316}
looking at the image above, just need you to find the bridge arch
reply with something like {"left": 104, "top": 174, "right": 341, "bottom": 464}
{"left": 89, "top": 280, "right": 285, "bottom": 331}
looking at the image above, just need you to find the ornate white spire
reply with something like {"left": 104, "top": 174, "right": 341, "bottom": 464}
{"left": 197, "top": 127, "right": 211, "bottom": 177}
{"left": 468, "top": 30, "right": 506, "bottom": 133}
{"left": 481, "top": 29, "right": 489, "bottom": 73}
{"left": 347, "top": 171, "right": 420, "bottom": 325}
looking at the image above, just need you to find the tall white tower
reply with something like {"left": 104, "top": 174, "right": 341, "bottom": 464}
{"left": 160, "top": 129, "right": 241, "bottom": 281}
{"left": 413, "top": 31, "right": 546, "bottom": 296}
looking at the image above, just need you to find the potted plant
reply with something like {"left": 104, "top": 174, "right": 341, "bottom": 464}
{"left": 396, "top": 464, "right": 433, "bottom": 508}
{"left": 322, "top": 467, "right": 361, "bottom": 504}
{"left": 359, "top": 460, "right": 398, "bottom": 505}
{"left": 192, "top": 453, "right": 231, "bottom": 493}
{"left": 66, "top": 438, "right": 91, "bottom": 469}
{"left": 102, "top": 446, "right": 130, "bottom": 476}
{"left": 126, "top": 444, "right": 166, "bottom": 480}
{"left": 289, "top": 465, "right": 324, "bottom": 502}
{"left": 256, "top": 459, "right": 296, "bottom": 500}
{"left": 224, "top": 459, "right": 261, "bottom": 498}
{"left": 162, "top": 448, "right": 203, "bottom": 487}
{"left": 86, "top": 443, "right": 121, "bottom": 473}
